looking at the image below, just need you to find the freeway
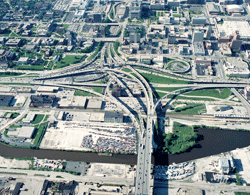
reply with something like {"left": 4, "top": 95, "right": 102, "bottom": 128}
{"left": 231, "top": 88, "right": 250, "bottom": 116}
{"left": 127, "top": 66, "right": 154, "bottom": 195}
{"left": 153, "top": 84, "right": 249, "bottom": 111}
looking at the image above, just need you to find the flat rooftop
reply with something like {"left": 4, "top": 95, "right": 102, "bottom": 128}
{"left": 8, "top": 126, "right": 35, "bottom": 139}
{"left": 37, "top": 86, "right": 59, "bottom": 92}
{"left": 87, "top": 99, "right": 103, "bottom": 109}
{"left": 89, "top": 112, "right": 105, "bottom": 122}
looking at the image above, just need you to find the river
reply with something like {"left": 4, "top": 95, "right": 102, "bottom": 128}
{"left": 1, "top": 128, "right": 250, "bottom": 166}
{"left": 154, "top": 128, "right": 250, "bottom": 165}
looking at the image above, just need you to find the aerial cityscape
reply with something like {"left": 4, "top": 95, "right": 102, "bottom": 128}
{"left": 0, "top": 0, "right": 250, "bottom": 194}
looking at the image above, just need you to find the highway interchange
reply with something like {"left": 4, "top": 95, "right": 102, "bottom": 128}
{"left": 1, "top": 40, "right": 250, "bottom": 194}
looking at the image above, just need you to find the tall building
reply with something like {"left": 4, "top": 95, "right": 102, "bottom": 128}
{"left": 205, "top": 25, "right": 212, "bottom": 39}
{"left": 230, "top": 30, "right": 242, "bottom": 50}
{"left": 244, "top": 86, "right": 250, "bottom": 100}
{"left": 93, "top": 13, "right": 102, "bottom": 23}
{"left": 129, "top": 1, "right": 142, "bottom": 19}
{"left": 168, "top": 33, "right": 176, "bottom": 44}
{"left": 192, "top": 30, "right": 204, "bottom": 43}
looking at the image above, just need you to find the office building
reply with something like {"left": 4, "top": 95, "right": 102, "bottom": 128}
{"left": 192, "top": 17, "right": 207, "bottom": 26}
{"left": 168, "top": 33, "right": 176, "bottom": 44}
{"left": 129, "top": 1, "right": 142, "bottom": 19}
{"left": 192, "top": 30, "right": 204, "bottom": 43}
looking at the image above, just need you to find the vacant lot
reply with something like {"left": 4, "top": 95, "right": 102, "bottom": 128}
{"left": 54, "top": 55, "right": 85, "bottom": 69}
{"left": 185, "top": 88, "right": 232, "bottom": 99}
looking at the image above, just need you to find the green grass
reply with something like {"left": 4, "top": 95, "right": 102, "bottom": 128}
{"left": 235, "top": 193, "right": 250, "bottom": 195}
{"left": 4, "top": 129, "right": 8, "bottom": 137}
{"left": 110, "top": 8, "right": 114, "bottom": 19}
{"left": 172, "top": 14, "right": 182, "bottom": 17}
{"left": 87, "top": 42, "right": 104, "bottom": 61}
{"left": 168, "top": 94, "right": 215, "bottom": 101}
{"left": 9, "top": 124, "right": 22, "bottom": 128}
{"left": 32, "top": 114, "right": 44, "bottom": 124}
{"left": 110, "top": 46, "right": 114, "bottom": 58}
{"left": 74, "top": 90, "right": 94, "bottom": 96}
{"left": 185, "top": 88, "right": 232, "bottom": 99}
{"left": 54, "top": 55, "right": 85, "bottom": 69}
{"left": 0, "top": 172, "right": 27, "bottom": 175}
{"left": 113, "top": 42, "right": 120, "bottom": 56}
{"left": 0, "top": 72, "right": 23, "bottom": 77}
{"left": 122, "top": 68, "right": 132, "bottom": 72}
{"left": 15, "top": 65, "right": 44, "bottom": 71}
{"left": 11, "top": 113, "right": 20, "bottom": 119}
{"left": 92, "top": 87, "right": 103, "bottom": 94}
{"left": 153, "top": 91, "right": 167, "bottom": 98}
{"left": 135, "top": 67, "right": 182, "bottom": 79}
{"left": 46, "top": 61, "right": 54, "bottom": 70}
{"left": 172, "top": 103, "right": 206, "bottom": 115}
{"left": 33, "top": 122, "right": 48, "bottom": 148}
{"left": 63, "top": 24, "right": 69, "bottom": 30}
{"left": 162, "top": 122, "right": 197, "bottom": 154}
{"left": 44, "top": 115, "right": 50, "bottom": 121}
{"left": 133, "top": 73, "right": 191, "bottom": 84}
{"left": 0, "top": 83, "right": 31, "bottom": 85}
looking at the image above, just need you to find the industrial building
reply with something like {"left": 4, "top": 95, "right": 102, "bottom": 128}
{"left": 30, "top": 95, "right": 55, "bottom": 108}
{"left": 206, "top": 3, "right": 221, "bottom": 15}
{"left": 87, "top": 99, "right": 103, "bottom": 109}
{"left": 0, "top": 95, "right": 14, "bottom": 106}
{"left": 58, "top": 96, "right": 87, "bottom": 109}
{"left": 219, "top": 156, "right": 235, "bottom": 174}
{"left": 8, "top": 126, "right": 35, "bottom": 139}
{"left": 89, "top": 112, "right": 105, "bottom": 122}
{"left": 104, "top": 111, "right": 123, "bottom": 123}
{"left": 37, "top": 86, "right": 59, "bottom": 93}
{"left": 226, "top": 5, "right": 244, "bottom": 15}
